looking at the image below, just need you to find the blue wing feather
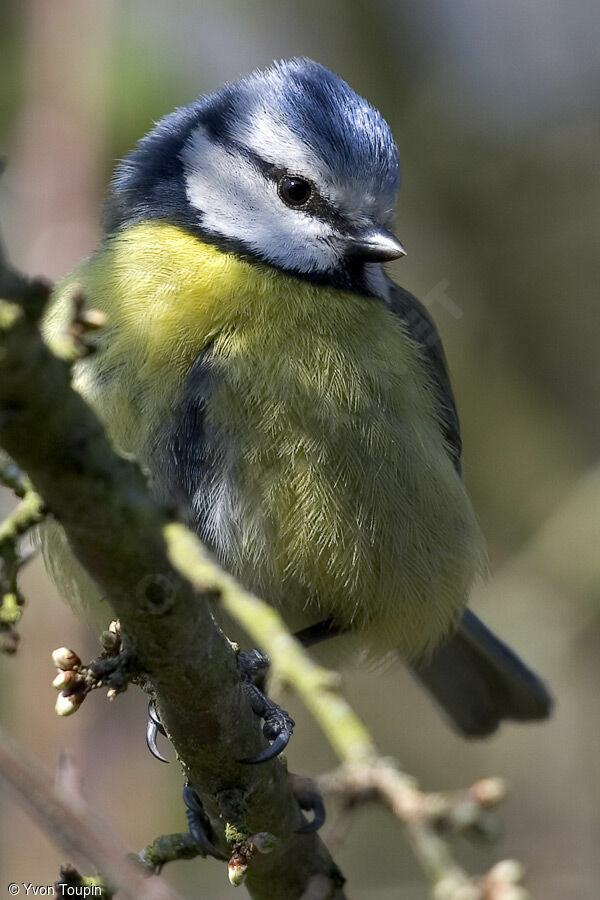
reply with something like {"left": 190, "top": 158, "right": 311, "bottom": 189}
{"left": 386, "top": 279, "right": 462, "bottom": 472}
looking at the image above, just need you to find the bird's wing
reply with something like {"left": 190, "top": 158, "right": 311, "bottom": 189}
{"left": 146, "top": 345, "right": 216, "bottom": 528}
{"left": 386, "top": 280, "right": 462, "bottom": 473}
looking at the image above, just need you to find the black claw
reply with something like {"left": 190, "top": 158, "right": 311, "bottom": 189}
{"left": 182, "top": 785, "right": 226, "bottom": 860}
{"left": 238, "top": 677, "right": 295, "bottom": 764}
{"left": 296, "top": 793, "right": 326, "bottom": 834}
{"left": 148, "top": 700, "right": 166, "bottom": 732}
{"left": 146, "top": 719, "right": 168, "bottom": 763}
{"left": 241, "top": 730, "right": 291, "bottom": 765}
{"left": 146, "top": 701, "right": 169, "bottom": 763}
{"left": 290, "top": 775, "right": 327, "bottom": 834}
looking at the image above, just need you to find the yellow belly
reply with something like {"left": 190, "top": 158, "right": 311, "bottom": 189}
{"left": 43, "top": 223, "right": 484, "bottom": 659}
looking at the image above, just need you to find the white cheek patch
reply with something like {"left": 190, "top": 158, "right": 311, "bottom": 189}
{"left": 183, "top": 125, "right": 340, "bottom": 274}
{"left": 228, "top": 109, "right": 397, "bottom": 231}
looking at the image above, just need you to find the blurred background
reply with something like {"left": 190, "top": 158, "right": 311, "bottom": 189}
{"left": 1, "top": 1, "right": 599, "bottom": 897}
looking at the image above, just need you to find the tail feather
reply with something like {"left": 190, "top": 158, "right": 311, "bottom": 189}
{"left": 411, "top": 609, "right": 553, "bottom": 737}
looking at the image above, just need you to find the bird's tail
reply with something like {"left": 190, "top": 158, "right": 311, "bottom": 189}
{"left": 410, "top": 609, "right": 553, "bottom": 737}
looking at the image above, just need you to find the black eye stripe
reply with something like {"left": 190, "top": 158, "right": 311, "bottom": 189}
{"left": 201, "top": 133, "right": 352, "bottom": 233}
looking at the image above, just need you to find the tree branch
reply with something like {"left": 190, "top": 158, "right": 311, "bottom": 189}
{"left": 0, "top": 456, "right": 45, "bottom": 651}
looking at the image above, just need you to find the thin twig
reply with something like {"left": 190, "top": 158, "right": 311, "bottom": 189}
{"left": 138, "top": 833, "right": 201, "bottom": 874}
{"left": 0, "top": 727, "right": 186, "bottom": 900}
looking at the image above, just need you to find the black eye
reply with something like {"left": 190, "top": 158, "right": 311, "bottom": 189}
{"left": 277, "top": 174, "right": 312, "bottom": 207}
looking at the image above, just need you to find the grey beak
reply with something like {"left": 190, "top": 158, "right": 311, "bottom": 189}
{"left": 347, "top": 226, "right": 406, "bottom": 262}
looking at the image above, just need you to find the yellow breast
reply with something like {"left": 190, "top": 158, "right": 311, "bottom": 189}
{"left": 44, "top": 223, "right": 484, "bottom": 659}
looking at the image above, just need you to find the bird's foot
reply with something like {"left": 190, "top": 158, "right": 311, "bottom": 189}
{"left": 182, "top": 784, "right": 226, "bottom": 860}
{"left": 238, "top": 649, "right": 295, "bottom": 764}
{"left": 145, "top": 650, "right": 294, "bottom": 765}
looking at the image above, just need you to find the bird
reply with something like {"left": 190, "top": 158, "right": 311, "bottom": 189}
{"left": 42, "top": 58, "right": 552, "bottom": 766}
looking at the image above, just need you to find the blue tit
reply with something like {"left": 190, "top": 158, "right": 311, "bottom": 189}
{"left": 43, "top": 58, "right": 551, "bottom": 737}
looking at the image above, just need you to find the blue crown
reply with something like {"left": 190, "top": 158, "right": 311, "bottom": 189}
{"left": 104, "top": 59, "right": 399, "bottom": 237}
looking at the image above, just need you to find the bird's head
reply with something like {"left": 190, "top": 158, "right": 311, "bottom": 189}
{"left": 105, "top": 58, "right": 405, "bottom": 292}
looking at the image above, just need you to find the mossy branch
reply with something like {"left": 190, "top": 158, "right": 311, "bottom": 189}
{"left": 0, "top": 455, "right": 45, "bottom": 650}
